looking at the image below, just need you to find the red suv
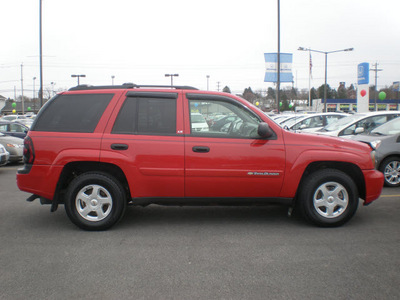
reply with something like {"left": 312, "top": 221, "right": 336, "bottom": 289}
{"left": 17, "top": 84, "right": 383, "bottom": 230}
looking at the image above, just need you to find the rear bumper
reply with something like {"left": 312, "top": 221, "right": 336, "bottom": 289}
{"left": 17, "top": 164, "right": 63, "bottom": 200}
{"left": 363, "top": 169, "right": 384, "bottom": 205}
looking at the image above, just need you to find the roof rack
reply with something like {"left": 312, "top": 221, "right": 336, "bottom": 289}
{"left": 68, "top": 83, "right": 198, "bottom": 91}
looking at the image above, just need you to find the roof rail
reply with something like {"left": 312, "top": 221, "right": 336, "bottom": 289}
{"left": 68, "top": 84, "right": 198, "bottom": 91}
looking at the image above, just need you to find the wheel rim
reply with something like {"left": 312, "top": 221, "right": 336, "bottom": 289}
{"left": 313, "top": 181, "right": 349, "bottom": 218}
{"left": 384, "top": 160, "right": 400, "bottom": 185}
{"left": 75, "top": 184, "right": 113, "bottom": 222}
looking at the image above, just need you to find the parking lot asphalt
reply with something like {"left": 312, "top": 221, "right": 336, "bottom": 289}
{"left": 1, "top": 164, "right": 399, "bottom": 300}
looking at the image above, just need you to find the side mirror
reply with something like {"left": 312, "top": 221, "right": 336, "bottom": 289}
{"left": 258, "top": 122, "right": 274, "bottom": 138}
{"left": 355, "top": 127, "right": 364, "bottom": 134}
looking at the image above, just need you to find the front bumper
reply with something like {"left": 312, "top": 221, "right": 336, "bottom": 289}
{"left": 363, "top": 169, "right": 384, "bottom": 205}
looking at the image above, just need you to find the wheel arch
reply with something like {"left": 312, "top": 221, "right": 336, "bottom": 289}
{"left": 295, "top": 161, "right": 366, "bottom": 201}
{"left": 378, "top": 154, "right": 400, "bottom": 170}
{"left": 55, "top": 161, "right": 131, "bottom": 204}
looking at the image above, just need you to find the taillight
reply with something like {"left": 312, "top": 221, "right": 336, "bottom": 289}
{"left": 23, "top": 136, "right": 35, "bottom": 164}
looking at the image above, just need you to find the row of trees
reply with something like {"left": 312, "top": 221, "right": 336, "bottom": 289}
{"left": 227, "top": 82, "right": 400, "bottom": 112}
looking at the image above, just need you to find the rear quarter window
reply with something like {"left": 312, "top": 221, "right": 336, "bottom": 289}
{"left": 32, "top": 93, "right": 114, "bottom": 132}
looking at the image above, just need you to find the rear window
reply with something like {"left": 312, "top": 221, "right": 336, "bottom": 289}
{"left": 32, "top": 93, "right": 113, "bottom": 132}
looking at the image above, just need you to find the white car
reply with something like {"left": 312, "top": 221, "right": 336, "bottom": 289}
{"left": 0, "top": 143, "right": 10, "bottom": 166}
{"left": 281, "top": 113, "right": 348, "bottom": 133}
{"left": 316, "top": 111, "right": 400, "bottom": 137}
{"left": 190, "top": 113, "right": 209, "bottom": 132}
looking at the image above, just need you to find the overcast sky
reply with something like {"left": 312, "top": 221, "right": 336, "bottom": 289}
{"left": 1, "top": 0, "right": 399, "bottom": 99}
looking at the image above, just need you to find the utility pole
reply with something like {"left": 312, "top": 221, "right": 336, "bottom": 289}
{"left": 370, "top": 62, "right": 383, "bottom": 111}
{"left": 21, "top": 63, "right": 24, "bottom": 114}
{"left": 217, "top": 81, "right": 221, "bottom": 92}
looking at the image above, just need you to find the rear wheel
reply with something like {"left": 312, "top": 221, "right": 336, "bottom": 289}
{"left": 297, "top": 169, "right": 359, "bottom": 227}
{"left": 65, "top": 172, "right": 127, "bottom": 231}
{"left": 379, "top": 157, "right": 400, "bottom": 187}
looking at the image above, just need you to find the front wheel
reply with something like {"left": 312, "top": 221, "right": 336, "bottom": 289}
{"left": 65, "top": 172, "right": 127, "bottom": 231}
{"left": 379, "top": 157, "right": 400, "bottom": 187}
{"left": 297, "top": 169, "right": 359, "bottom": 227}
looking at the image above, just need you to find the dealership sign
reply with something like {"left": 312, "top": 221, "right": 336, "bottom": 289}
{"left": 264, "top": 53, "right": 293, "bottom": 83}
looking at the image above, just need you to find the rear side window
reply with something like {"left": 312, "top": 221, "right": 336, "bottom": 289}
{"left": 33, "top": 94, "right": 113, "bottom": 132}
{"left": 112, "top": 97, "right": 176, "bottom": 135}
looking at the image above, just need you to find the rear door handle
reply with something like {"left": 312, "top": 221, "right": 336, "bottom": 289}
{"left": 111, "top": 143, "right": 129, "bottom": 150}
{"left": 192, "top": 146, "right": 210, "bottom": 153}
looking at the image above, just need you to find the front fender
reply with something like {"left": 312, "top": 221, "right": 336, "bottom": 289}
{"left": 279, "top": 149, "right": 369, "bottom": 198}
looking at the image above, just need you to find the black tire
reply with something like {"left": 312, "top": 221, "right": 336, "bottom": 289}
{"left": 65, "top": 172, "right": 127, "bottom": 231}
{"left": 297, "top": 169, "right": 359, "bottom": 227}
{"left": 379, "top": 157, "right": 400, "bottom": 187}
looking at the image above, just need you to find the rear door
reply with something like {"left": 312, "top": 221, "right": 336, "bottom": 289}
{"left": 101, "top": 91, "right": 185, "bottom": 198}
{"left": 183, "top": 93, "right": 286, "bottom": 198}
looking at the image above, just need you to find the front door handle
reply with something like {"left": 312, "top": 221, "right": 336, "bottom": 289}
{"left": 111, "top": 143, "right": 129, "bottom": 150}
{"left": 192, "top": 146, "right": 210, "bottom": 153}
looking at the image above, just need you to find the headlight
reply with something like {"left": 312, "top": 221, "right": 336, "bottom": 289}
{"left": 370, "top": 150, "right": 377, "bottom": 169}
{"left": 6, "top": 143, "right": 23, "bottom": 148}
{"left": 369, "top": 140, "right": 381, "bottom": 150}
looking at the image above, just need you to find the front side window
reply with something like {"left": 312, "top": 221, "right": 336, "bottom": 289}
{"left": 112, "top": 97, "right": 176, "bottom": 135}
{"left": 326, "top": 115, "right": 343, "bottom": 125}
{"left": 188, "top": 98, "right": 262, "bottom": 138}
{"left": 293, "top": 116, "right": 323, "bottom": 130}
{"left": 10, "top": 123, "right": 25, "bottom": 133}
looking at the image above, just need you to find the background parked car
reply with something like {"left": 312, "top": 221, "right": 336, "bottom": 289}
{"left": 0, "top": 114, "right": 28, "bottom": 122}
{"left": 317, "top": 111, "right": 400, "bottom": 137}
{"left": 0, "top": 144, "right": 9, "bottom": 166}
{"left": 0, "top": 133, "right": 24, "bottom": 163}
{"left": 281, "top": 112, "right": 348, "bottom": 132}
{"left": 351, "top": 117, "right": 400, "bottom": 187}
{"left": 0, "top": 121, "right": 29, "bottom": 139}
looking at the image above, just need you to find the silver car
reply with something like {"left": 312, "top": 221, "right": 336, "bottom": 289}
{"left": 0, "top": 144, "right": 9, "bottom": 166}
{"left": 351, "top": 117, "right": 400, "bottom": 187}
{"left": 0, "top": 133, "right": 23, "bottom": 163}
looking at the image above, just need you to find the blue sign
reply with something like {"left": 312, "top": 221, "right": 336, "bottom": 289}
{"left": 358, "top": 62, "right": 369, "bottom": 85}
{"left": 393, "top": 81, "right": 400, "bottom": 92}
{"left": 264, "top": 53, "right": 293, "bottom": 83}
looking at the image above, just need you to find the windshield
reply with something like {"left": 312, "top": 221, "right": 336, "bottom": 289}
{"left": 322, "top": 113, "right": 366, "bottom": 132}
{"left": 371, "top": 117, "right": 400, "bottom": 135}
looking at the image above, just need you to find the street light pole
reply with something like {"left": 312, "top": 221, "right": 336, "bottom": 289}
{"left": 33, "top": 77, "right": 36, "bottom": 113}
{"left": 206, "top": 75, "right": 210, "bottom": 90}
{"left": 39, "top": 0, "right": 43, "bottom": 108}
{"left": 71, "top": 74, "right": 86, "bottom": 86}
{"left": 165, "top": 74, "right": 179, "bottom": 87}
{"left": 298, "top": 47, "right": 353, "bottom": 112}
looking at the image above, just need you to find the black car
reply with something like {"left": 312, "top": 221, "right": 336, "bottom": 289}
{"left": 351, "top": 117, "right": 400, "bottom": 187}
{"left": 0, "top": 121, "right": 29, "bottom": 139}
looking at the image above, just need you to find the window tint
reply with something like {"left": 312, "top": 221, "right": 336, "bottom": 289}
{"left": 112, "top": 97, "right": 176, "bottom": 135}
{"left": 33, "top": 94, "right": 113, "bottom": 132}
{"left": 188, "top": 99, "right": 262, "bottom": 138}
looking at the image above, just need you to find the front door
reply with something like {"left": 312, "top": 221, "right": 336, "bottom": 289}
{"left": 184, "top": 94, "right": 285, "bottom": 198}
